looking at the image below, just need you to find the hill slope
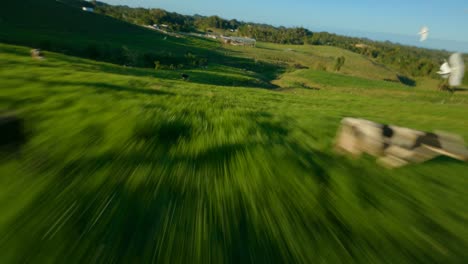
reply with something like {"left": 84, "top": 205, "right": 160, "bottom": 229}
{"left": 0, "top": 0, "right": 230, "bottom": 68}
{"left": 1, "top": 0, "right": 414, "bottom": 88}
{"left": 1, "top": 42, "right": 468, "bottom": 263}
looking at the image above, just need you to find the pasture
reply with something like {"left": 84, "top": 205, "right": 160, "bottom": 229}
{"left": 1, "top": 42, "right": 468, "bottom": 263}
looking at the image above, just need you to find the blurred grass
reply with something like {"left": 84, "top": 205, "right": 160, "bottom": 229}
{"left": 1, "top": 43, "right": 468, "bottom": 263}
{"left": 2, "top": 1, "right": 468, "bottom": 263}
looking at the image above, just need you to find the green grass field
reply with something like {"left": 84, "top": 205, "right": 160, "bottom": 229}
{"left": 1, "top": 42, "right": 468, "bottom": 263}
{"left": 1, "top": 1, "right": 468, "bottom": 263}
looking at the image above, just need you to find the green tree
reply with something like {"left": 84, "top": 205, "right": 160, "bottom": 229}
{"left": 154, "top": 61, "right": 161, "bottom": 70}
{"left": 334, "top": 56, "right": 345, "bottom": 72}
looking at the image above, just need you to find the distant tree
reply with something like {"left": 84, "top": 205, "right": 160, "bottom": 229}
{"left": 334, "top": 56, "right": 345, "bottom": 71}
{"left": 140, "top": 17, "right": 154, "bottom": 25}
{"left": 228, "top": 19, "right": 240, "bottom": 30}
{"left": 151, "top": 9, "right": 167, "bottom": 23}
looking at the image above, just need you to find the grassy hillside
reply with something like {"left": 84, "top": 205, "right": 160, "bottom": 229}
{"left": 0, "top": 0, "right": 242, "bottom": 69}
{"left": 0, "top": 0, "right": 412, "bottom": 88}
{"left": 245, "top": 43, "right": 398, "bottom": 80}
{"left": 1, "top": 43, "right": 468, "bottom": 263}
{"left": 1, "top": 0, "right": 468, "bottom": 263}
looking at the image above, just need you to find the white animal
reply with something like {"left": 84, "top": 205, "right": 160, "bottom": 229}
{"left": 418, "top": 26, "right": 429, "bottom": 42}
{"left": 437, "top": 53, "right": 465, "bottom": 86}
{"left": 438, "top": 60, "right": 451, "bottom": 79}
{"left": 335, "top": 117, "right": 468, "bottom": 168}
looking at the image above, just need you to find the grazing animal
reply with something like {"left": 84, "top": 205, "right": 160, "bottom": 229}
{"left": 335, "top": 117, "right": 468, "bottom": 168}
{"left": 181, "top": 73, "right": 189, "bottom": 81}
{"left": 30, "top": 49, "right": 44, "bottom": 60}
{"left": 437, "top": 53, "right": 465, "bottom": 87}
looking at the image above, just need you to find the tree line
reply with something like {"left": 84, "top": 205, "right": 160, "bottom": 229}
{"left": 93, "top": 2, "right": 311, "bottom": 43}
{"left": 82, "top": 1, "right": 463, "bottom": 80}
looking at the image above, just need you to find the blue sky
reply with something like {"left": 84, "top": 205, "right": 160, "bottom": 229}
{"left": 100, "top": 0, "right": 468, "bottom": 52}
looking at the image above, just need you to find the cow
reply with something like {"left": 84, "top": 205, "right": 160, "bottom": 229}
{"left": 30, "top": 49, "right": 44, "bottom": 60}
{"left": 335, "top": 117, "right": 468, "bottom": 168}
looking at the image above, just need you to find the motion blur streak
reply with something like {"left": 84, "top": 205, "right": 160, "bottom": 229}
{"left": 1, "top": 38, "right": 468, "bottom": 264}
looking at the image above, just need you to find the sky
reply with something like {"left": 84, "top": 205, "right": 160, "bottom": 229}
{"left": 100, "top": 0, "right": 468, "bottom": 52}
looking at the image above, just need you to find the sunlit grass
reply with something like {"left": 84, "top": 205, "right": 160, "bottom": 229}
{"left": 1, "top": 42, "right": 468, "bottom": 263}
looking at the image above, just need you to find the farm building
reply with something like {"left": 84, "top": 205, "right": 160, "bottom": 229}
{"left": 221, "top": 36, "right": 256, "bottom": 47}
{"left": 82, "top": 7, "right": 94, "bottom": 12}
{"left": 355, "top": 43, "right": 369, "bottom": 49}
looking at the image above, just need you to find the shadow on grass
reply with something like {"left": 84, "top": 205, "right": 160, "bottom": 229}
{"left": 9, "top": 106, "right": 466, "bottom": 262}
{"left": 452, "top": 87, "right": 468, "bottom": 92}
{"left": 384, "top": 75, "right": 417, "bottom": 87}
{"left": 5, "top": 55, "right": 283, "bottom": 90}
{"left": 4, "top": 75, "right": 174, "bottom": 96}
{"left": 89, "top": 81, "right": 173, "bottom": 96}
{"left": 2, "top": 43, "right": 285, "bottom": 89}
{"left": 1, "top": 111, "right": 340, "bottom": 263}
{"left": 180, "top": 70, "right": 280, "bottom": 89}
{"left": 415, "top": 155, "right": 468, "bottom": 166}
{"left": 397, "top": 74, "right": 416, "bottom": 87}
